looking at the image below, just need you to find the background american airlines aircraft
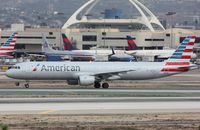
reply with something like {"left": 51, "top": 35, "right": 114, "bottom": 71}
{"left": 6, "top": 36, "right": 197, "bottom": 88}
{"left": 125, "top": 35, "right": 196, "bottom": 61}
{"left": 42, "top": 37, "right": 95, "bottom": 61}
{"left": 0, "top": 32, "right": 18, "bottom": 57}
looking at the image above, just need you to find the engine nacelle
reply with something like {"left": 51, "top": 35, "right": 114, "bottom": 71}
{"left": 79, "top": 75, "right": 95, "bottom": 86}
{"left": 67, "top": 80, "right": 79, "bottom": 85}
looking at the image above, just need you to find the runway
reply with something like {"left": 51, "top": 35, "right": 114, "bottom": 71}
{"left": 0, "top": 89, "right": 199, "bottom": 115}
{"left": 1, "top": 88, "right": 200, "bottom": 98}
{"left": 0, "top": 97, "right": 200, "bottom": 103}
{"left": 0, "top": 69, "right": 200, "bottom": 115}
{"left": 1, "top": 88, "right": 200, "bottom": 93}
{"left": 0, "top": 99, "right": 200, "bottom": 115}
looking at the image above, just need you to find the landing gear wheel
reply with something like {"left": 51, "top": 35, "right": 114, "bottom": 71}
{"left": 24, "top": 83, "right": 29, "bottom": 88}
{"left": 102, "top": 83, "right": 109, "bottom": 89}
{"left": 94, "top": 82, "right": 101, "bottom": 89}
{"left": 15, "top": 82, "right": 20, "bottom": 86}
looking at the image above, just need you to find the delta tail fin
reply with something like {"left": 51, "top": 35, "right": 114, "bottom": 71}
{"left": 126, "top": 36, "right": 137, "bottom": 50}
{"left": 162, "top": 36, "right": 197, "bottom": 73}
{"left": 62, "top": 33, "right": 78, "bottom": 51}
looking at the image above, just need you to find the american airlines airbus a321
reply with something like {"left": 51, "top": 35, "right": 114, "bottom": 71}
{"left": 6, "top": 36, "right": 198, "bottom": 88}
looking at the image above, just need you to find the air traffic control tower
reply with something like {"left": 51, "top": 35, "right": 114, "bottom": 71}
{"left": 62, "top": 0, "right": 167, "bottom": 50}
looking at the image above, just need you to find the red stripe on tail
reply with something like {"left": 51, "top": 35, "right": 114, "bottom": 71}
{"left": 184, "top": 49, "right": 193, "bottom": 52}
{"left": 188, "top": 42, "right": 195, "bottom": 46}
{"left": 181, "top": 55, "right": 191, "bottom": 59}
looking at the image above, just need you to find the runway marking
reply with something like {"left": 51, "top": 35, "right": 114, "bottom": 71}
{"left": 39, "top": 109, "right": 58, "bottom": 114}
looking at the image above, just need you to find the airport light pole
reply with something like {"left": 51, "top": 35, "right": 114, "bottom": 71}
{"left": 85, "top": 14, "right": 93, "bottom": 29}
{"left": 101, "top": 11, "right": 106, "bottom": 48}
{"left": 166, "top": 12, "right": 176, "bottom": 48}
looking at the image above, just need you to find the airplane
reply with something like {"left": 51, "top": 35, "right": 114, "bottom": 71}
{"left": 5, "top": 36, "right": 198, "bottom": 89}
{"left": 0, "top": 32, "right": 18, "bottom": 57}
{"left": 42, "top": 37, "right": 95, "bottom": 61}
{"left": 125, "top": 35, "right": 196, "bottom": 61}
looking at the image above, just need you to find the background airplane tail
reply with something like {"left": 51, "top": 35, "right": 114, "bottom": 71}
{"left": 126, "top": 35, "right": 137, "bottom": 50}
{"left": 1, "top": 32, "right": 18, "bottom": 48}
{"left": 162, "top": 36, "right": 196, "bottom": 73}
{"left": 42, "top": 36, "right": 55, "bottom": 52}
{"left": 62, "top": 33, "right": 72, "bottom": 50}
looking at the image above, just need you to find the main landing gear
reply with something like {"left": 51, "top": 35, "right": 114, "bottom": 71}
{"left": 94, "top": 82, "right": 109, "bottom": 89}
{"left": 15, "top": 81, "right": 30, "bottom": 88}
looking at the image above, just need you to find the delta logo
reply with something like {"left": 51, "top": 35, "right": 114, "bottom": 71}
{"left": 32, "top": 64, "right": 40, "bottom": 72}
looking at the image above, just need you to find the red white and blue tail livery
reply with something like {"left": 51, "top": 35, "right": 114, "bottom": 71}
{"left": 161, "top": 36, "right": 196, "bottom": 73}
{"left": 0, "top": 32, "right": 18, "bottom": 56}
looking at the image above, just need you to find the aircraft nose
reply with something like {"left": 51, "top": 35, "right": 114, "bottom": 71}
{"left": 5, "top": 70, "right": 14, "bottom": 78}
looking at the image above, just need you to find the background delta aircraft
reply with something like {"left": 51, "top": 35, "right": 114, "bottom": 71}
{"left": 6, "top": 36, "right": 197, "bottom": 88}
{"left": 125, "top": 35, "right": 196, "bottom": 61}
{"left": 62, "top": 33, "right": 135, "bottom": 61}
{"left": 0, "top": 32, "right": 18, "bottom": 57}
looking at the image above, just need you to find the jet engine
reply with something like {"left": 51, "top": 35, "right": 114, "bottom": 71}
{"left": 79, "top": 75, "right": 95, "bottom": 86}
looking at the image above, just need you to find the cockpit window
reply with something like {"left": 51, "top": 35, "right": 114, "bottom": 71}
{"left": 9, "top": 66, "right": 20, "bottom": 70}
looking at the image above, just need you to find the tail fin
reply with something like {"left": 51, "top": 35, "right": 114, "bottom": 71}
{"left": 126, "top": 35, "right": 137, "bottom": 50}
{"left": 162, "top": 36, "right": 196, "bottom": 73}
{"left": 62, "top": 33, "right": 74, "bottom": 51}
{"left": 1, "top": 32, "right": 18, "bottom": 48}
{"left": 42, "top": 36, "right": 55, "bottom": 52}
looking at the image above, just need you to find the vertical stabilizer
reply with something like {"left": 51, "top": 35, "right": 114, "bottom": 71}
{"left": 162, "top": 36, "right": 196, "bottom": 73}
{"left": 126, "top": 36, "right": 137, "bottom": 50}
{"left": 42, "top": 36, "right": 55, "bottom": 53}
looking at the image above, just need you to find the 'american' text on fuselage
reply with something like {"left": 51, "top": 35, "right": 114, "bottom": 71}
{"left": 41, "top": 65, "right": 80, "bottom": 72}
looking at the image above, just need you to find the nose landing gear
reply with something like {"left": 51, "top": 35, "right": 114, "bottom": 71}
{"left": 15, "top": 82, "right": 20, "bottom": 86}
{"left": 15, "top": 81, "right": 30, "bottom": 88}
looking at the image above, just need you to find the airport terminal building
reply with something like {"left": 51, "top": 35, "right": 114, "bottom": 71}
{"left": 0, "top": 0, "right": 200, "bottom": 54}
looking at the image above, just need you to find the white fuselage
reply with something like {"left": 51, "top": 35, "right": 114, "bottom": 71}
{"left": 126, "top": 50, "right": 197, "bottom": 59}
{"left": 6, "top": 62, "right": 174, "bottom": 81}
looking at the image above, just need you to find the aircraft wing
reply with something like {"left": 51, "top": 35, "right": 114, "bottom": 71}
{"left": 24, "top": 52, "right": 46, "bottom": 57}
{"left": 92, "top": 69, "right": 135, "bottom": 80}
{"left": 124, "top": 51, "right": 137, "bottom": 55}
